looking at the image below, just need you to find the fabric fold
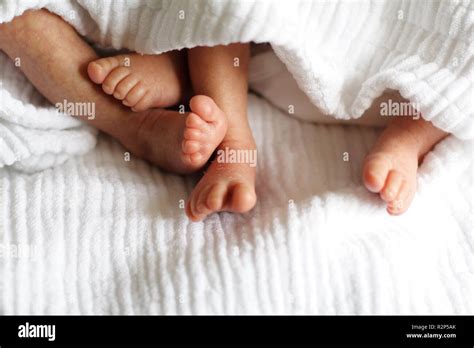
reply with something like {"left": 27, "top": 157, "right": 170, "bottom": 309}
{"left": 0, "top": 0, "right": 472, "bottom": 172}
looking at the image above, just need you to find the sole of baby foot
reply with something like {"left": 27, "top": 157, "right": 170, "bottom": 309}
{"left": 119, "top": 105, "right": 223, "bottom": 175}
{"left": 181, "top": 95, "right": 228, "bottom": 169}
{"left": 186, "top": 142, "right": 257, "bottom": 222}
{"left": 87, "top": 51, "right": 188, "bottom": 111}
{"left": 363, "top": 150, "right": 418, "bottom": 215}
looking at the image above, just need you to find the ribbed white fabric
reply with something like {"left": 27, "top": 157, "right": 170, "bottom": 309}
{"left": 1, "top": 94, "right": 473, "bottom": 314}
{"left": 0, "top": 0, "right": 472, "bottom": 171}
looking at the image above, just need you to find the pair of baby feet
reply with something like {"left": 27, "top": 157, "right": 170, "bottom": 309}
{"left": 87, "top": 53, "right": 421, "bottom": 219}
{"left": 87, "top": 53, "right": 256, "bottom": 221}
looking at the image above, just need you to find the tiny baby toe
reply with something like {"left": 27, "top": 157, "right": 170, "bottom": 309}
{"left": 124, "top": 83, "right": 146, "bottom": 107}
{"left": 186, "top": 113, "right": 206, "bottom": 129}
{"left": 196, "top": 185, "right": 214, "bottom": 216}
{"left": 114, "top": 75, "right": 138, "bottom": 101}
{"left": 87, "top": 56, "right": 122, "bottom": 84}
{"left": 387, "top": 181, "right": 412, "bottom": 215}
{"left": 189, "top": 95, "right": 214, "bottom": 120}
{"left": 362, "top": 155, "right": 391, "bottom": 193}
{"left": 186, "top": 192, "right": 198, "bottom": 220}
{"left": 185, "top": 199, "right": 194, "bottom": 220}
{"left": 387, "top": 198, "right": 406, "bottom": 215}
{"left": 206, "top": 183, "right": 227, "bottom": 211}
{"left": 87, "top": 62, "right": 105, "bottom": 84}
{"left": 132, "top": 92, "right": 154, "bottom": 112}
{"left": 182, "top": 140, "right": 200, "bottom": 154}
{"left": 189, "top": 152, "right": 203, "bottom": 165}
{"left": 95, "top": 56, "right": 121, "bottom": 72}
{"left": 190, "top": 191, "right": 206, "bottom": 221}
{"left": 380, "top": 170, "right": 404, "bottom": 202}
{"left": 184, "top": 128, "right": 202, "bottom": 140}
{"left": 230, "top": 183, "right": 256, "bottom": 213}
{"left": 102, "top": 67, "right": 130, "bottom": 95}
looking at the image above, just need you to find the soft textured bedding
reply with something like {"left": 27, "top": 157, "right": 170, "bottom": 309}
{"left": 0, "top": 0, "right": 473, "bottom": 314}
{"left": 1, "top": 94, "right": 473, "bottom": 314}
{"left": 0, "top": 0, "right": 472, "bottom": 171}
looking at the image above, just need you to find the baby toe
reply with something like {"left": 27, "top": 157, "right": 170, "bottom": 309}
{"left": 187, "top": 188, "right": 208, "bottom": 222}
{"left": 387, "top": 181, "right": 414, "bottom": 215}
{"left": 131, "top": 92, "right": 154, "bottom": 112}
{"left": 185, "top": 201, "right": 200, "bottom": 222}
{"left": 188, "top": 152, "right": 204, "bottom": 165}
{"left": 185, "top": 193, "right": 199, "bottom": 222}
{"left": 87, "top": 62, "right": 106, "bottom": 84}
{"left": 183, "top": 128, "right": 202, "bottom": 141}
{"left": 182, "top": 140, "right": 200, "bottom": 154}
{"left": 114, "top": 75, "right": 138, "bottom": 101}
{"left": 380, "top": 170, "right": 404, "bottom": 203}
{"left": 186, "top": 112, "right": 207, "bottom": 129}
{"left": 206, "top": 183, "right": 227, "bottom": 212}
{"left": 123, "top": 83, "right": 146, "bottom": 107}
{"left": 195, "top": 185, "right": 216, "bottom": 217}
{"left": 87, "top": 56, "right": 121, "bottom": 84}
{"left": 102, "top": 67, "right": 130, "bottom": 95}
{"left": 229, "top": 183, "right": 256, "bottom": 213}
{"left": 363, "top": 154, "right": 392, "bottom": 193}
{"left": 189, "top": 95, "right": 218, "bottom": 122}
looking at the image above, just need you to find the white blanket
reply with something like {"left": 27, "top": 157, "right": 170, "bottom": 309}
{"left": 0, "top": 0, "right": 473, "bottom": 314}
{"left": 0, "top": 0, "right": 472, "bottom": 171}
{"left": 1, "top": 94, "right": 473, "bottom": 314}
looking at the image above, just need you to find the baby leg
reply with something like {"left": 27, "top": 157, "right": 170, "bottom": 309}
{"left": 362, "top": 92, "right": 447, "bottom": 214}
{"left": 0, "top": 10, "right": 223, "bottom": 174}
{"left": 186, "top": 43, "right": 257, "bottom": 221}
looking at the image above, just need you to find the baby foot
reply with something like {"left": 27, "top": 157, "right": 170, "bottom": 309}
{"left": 87, "top": 51, "right": 188, "bottom": 111}
{"left": 120, "top": 95, "right": 227, "bottom": 174}
{"left": 363, "top": 143, "right": 418, "bottom": 215}
{"left": 182, "top": 95, "right": 228, "bottom": 168}
{"left": 186, "top": 140, "right": 257, "bottom": 222}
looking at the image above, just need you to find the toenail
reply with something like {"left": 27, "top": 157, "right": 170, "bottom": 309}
{"left": 392, "top": 200, "right": 403, "bottom": 210}
{"left": 90, "top": 62, "right": 101, "bottom": 70}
